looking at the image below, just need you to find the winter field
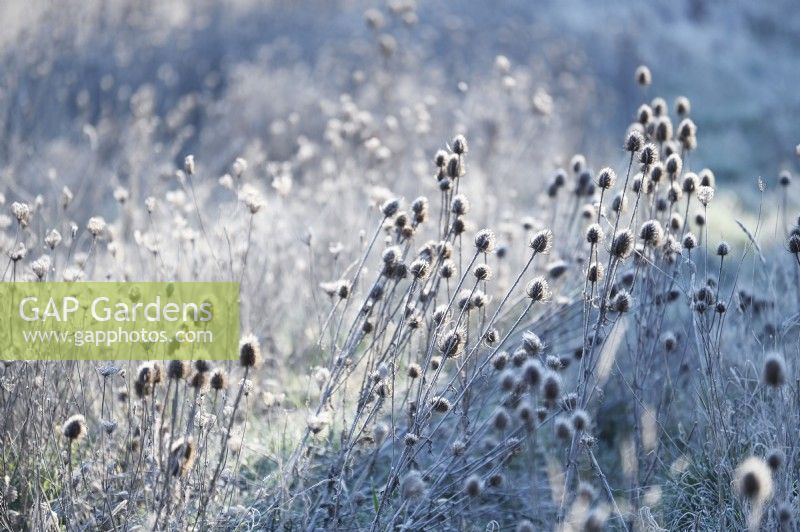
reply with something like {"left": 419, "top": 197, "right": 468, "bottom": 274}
{"left": 1, "top": 1, "right": 800, "bottom": 530}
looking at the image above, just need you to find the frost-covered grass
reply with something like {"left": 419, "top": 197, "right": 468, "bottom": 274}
{"left": 1, "top": 1, "right": 800, "bottom": 530}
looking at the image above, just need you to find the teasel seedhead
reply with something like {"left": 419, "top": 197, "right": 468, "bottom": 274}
{"left": 541, "top": 371, "right": 562, "bottom": 402}
{"left": 571, "top": 409, "right": 591, "bottom": 432}
{"left": 635, "top": 65, "right": 652, "bottom": 86}
{"left": 521, "top": 331, "right": 543, "bottom": 356}
{"left": 649, "top": 162, "right": 664, "bottom": 184}
{"left": 639, "top": 143, "right": 659, "bottom": 168}
{"left": 735, "top": 457, "right": 773, "bottom": 504}
{"left": 400, "top": 470, "right": 426, "bottom": 501}
{"left": 434, "top": 149, "right": 448, "bottom": 168}
{"left": 169, "top": 438, "right": 196, "bottom": 477}
{"left": 474, "top": 263, "right": 492, "bottom": 281}
{"left": 429, "top": 396, "right": 452, "bottom": 413}
{"left": 446, "top": 154, "right": 463, "bottom": 179}
{"left": 570, "top": 154, "right": 586, "bottom": 174}
{"left": 655, "top": 116, "right": 673, "bottom": 143}
{"left": 682, "top": 233, "right": 697, "bottom": 251}
{"left": 586, "top": 223, "right": 604, "bottom": 245}
{"left": 62, "top": 414, "right": 87, "bottom": 441}
{"left": 613, "top": 290, "right": 632, "bottom": 313}
{"left": 625, "top": 130, "right": 644, "bottom": 153}
{"left": 637, "top": 104, "right": 653, "bottom": 125}
{"left": 587, "top": 262, "right": 604, "bottom": 283}
{"left": 381, "top": 198, "right": 400, "bottom": 218}
{"left": 651, "top": 97, "right": 667, "bottom": 117}
{"left": 464, "top": 475, "right": 483, "bottom": 498}
{"left": 674, "top": 95, "right": 691, "bottom": 116}
{"left": 766, "top": 449, "right": 785, "bottom": 472}
{"left": 699, "top": 168, "right": 715, "bottom": 187}
{"left": 439, "top": 328, "right": 465, "bottom": 358}
{"left": 611, "top": 229, "right": 635, "bottom": 259}
{"left": 451, "top": 134, "right": 468, "bottom": 155}
{"left": 492, "top": 409, "right": 510, "bottom": 432}
{"left": 189, "top": 371, "right": 208, "bottom": 391}
{"left": 596, "top": 167, "right": 616, "bottom": 190}
{"left": 762, "top": 353, "right": 786, "bottom": 387}
{"left": 167, "top": 360, "right": 189, "bottom": 380}
{"left": 681, "top": 172, "right": 699, "bottom": 194}
{"left": 788, "top": 234, "right": 800, "bottom": 255}
{"left": 474, "top": 228, "right": 496, "bottom": 253}
{"left": 555, "top": 417, "right": 574, "bottom": 440}
{"left": 210, "top": 369, "right": 228, "bottom": 390}
{"left": 639, "top": 220, "right": 664, "bottom": 247}
{"left": 409, "top": 259, "right": 430, "bottom": 280}
{"left": 665, "top": 153, "right": 682, "bottom": 177}
{"left": 529, "top": 229, "right": 553, "bottom": 254}
{"left": 239, "top": 334, "right": 261, "bottom": 368}
{"left": 525, "top": 277, "right": 551, "bottom": 302}
{"left": 451, "top": 194, "right": 470, "bottom": 216}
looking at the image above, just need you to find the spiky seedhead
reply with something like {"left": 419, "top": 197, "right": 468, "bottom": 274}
{"left": 542, "top": 371, "right": 562, "bottom": 402}
{"left": 639, "top": 143, "right": 659, "bottom": 167}
{"left": 464, "top": 475, "right": 483, "bottom": 497}
{"left": 167, "top": 360, "right": 189, "bottom": 380}
{"left": 210, "top": 369, "right": 228, "bottom": 390}
{"left": 381, "top": 198, "right": 400, "bottom": 218}
{"left": 611, "top": 229, "right": 635, "bottom": 259}
{"left": 169, "top": 438, "right": 196, "bottom": 477}
{"left": 521, "top": 331, "right": 543, "bottom": 356}
{"left": 635, "top": 65, "right": 652, "bottom": 86}
{"left": 183, "top": 154, "right": 195, "bottom": 175}
{"left": 613, "top": 290, "right": 632, "bottom": 313}
{"left": 451, "top": 134, "right": 468, "bottom": 155}
{"left": 637, "top": 104, "right": 652, "bottom": 125}
{"left": 762, "top": 353, "right": 786, "bottom": 387}
{"left": 439, "top": 329, "right": 465, "bottom": 358}
{"left": 624, "top": 130, "right": 644, "bottom": 153}
{"left": 682, "top": 233, "right": 697, "bottom": 251}
{"left": 62, "top": 414, "right": 87, "bottom": 441}
{"left": 555, "top": 417, "right": 573, "bottom": 440}
{"left": 239, "top": 334, "right": 261, "bottom": 368}
{"left": 570, "top": 154, "right": 586, "bottom": 174}
{"left": 639, "top": 220, "right": 664, "bottom": 247}
{"left": 587, "top": 262, "right": 604, "bottom": 283}
{"left": 788, "top": 234, "right": 800, "bottom": 254}
{"left": 474, "top": 229, "right": 496, "bottom": 253}
{"left": 571, "top": 409, "right": 590, "bottom": 432}
{"left": 400, "top": 470, "right": 426, "bottom": 500}
{"left": 525, "top": 277, "right": 551, "bottom": 302}
{"left": 766, "top": 449, "right": 785, "bottom": 472}
{"left": 429, "top": 396, "right": 452, "bottom": 413}
{"left": 735, "top": 457, "right": 773, "bottom": 503}
{"left": 675, "top": 95, "right": 691, "bottom": 116}
{"left": 451, "top": 194, "right": 470, "bottom": 216}
{"left": 596, "top": 168, "right": 616, "bottom": 190}
{"left": 473, "top": 263, "right": 492, "bottom": 281}
{"left": 585, "top": 224, "right": 604, "bottom": 246}
{"left": 409, "top": 259, "right": 430, "bottom": 280}
{"left": 529, "top": 229, "right": 553, "bottom": 254}
{"left": 651, "top": 97, "right": 667, "bottom": 117}
{"left": 522, "top": 359, "right": 544, "bottom": 387}
{"left": 655, "top": 116, "right": 673, "bottom": 143}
